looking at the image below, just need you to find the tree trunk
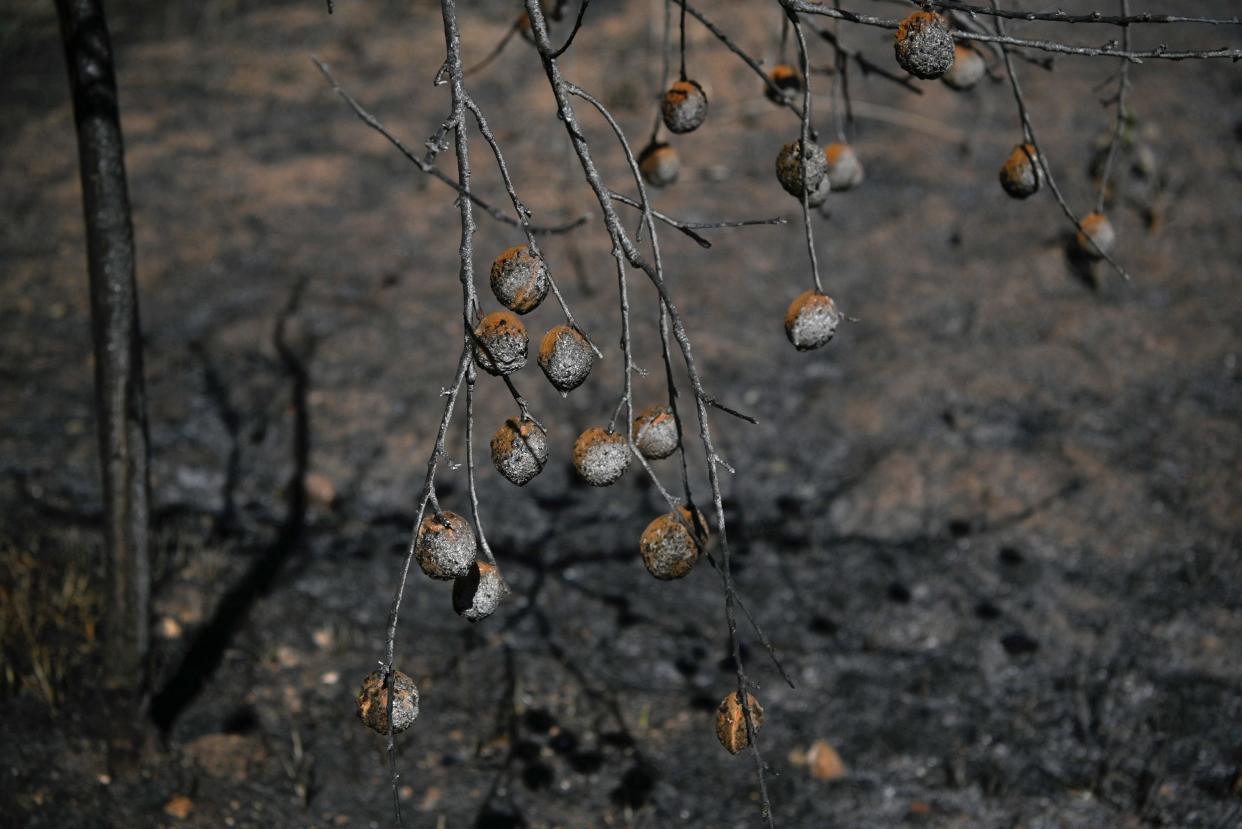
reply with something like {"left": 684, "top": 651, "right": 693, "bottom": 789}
{"left": 55, "top": 0, "right": 151, "bottom": 693}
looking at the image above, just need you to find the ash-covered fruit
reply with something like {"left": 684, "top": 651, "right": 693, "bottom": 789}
{"left": 824, "top": 143, "right": 864, "bottom": 191}
{"left": 640, "top": 506, "right": 707, "bottom": 580}
{"left": 490, "top": 245, "right": 549, "bottom": 314}
{"left": 632, "top": 404, "right": 679, "bottom": 460}
{"left": 942, "top": 44, "right": 986, "bottom": 90}
{"left": 639, "top": 142, "right": 680, "bottom": 188}
{"left": 356, "top": 670, "right": 419, "bottom": 734}
{"left": 999, "top": 143, "right": 1042, "bottom": 199}
{"left": 1074, "top": 212, "right": 1116, "bottom": 259}
{"left": 538, "top": 324, "right": 593, "bottom": 394}
{"left": 473, "top": 310, "right": 528, "bottom": 376}
{"left": 776, "top": 139, "right": 828, "bottom": 199}
{"left": 661, "top": 80, "right": 708, "bottom": 134}
{"left": 785, "top": 290, "right": 841, "bottom": 351}
{"left": 715, "top": 691, "right": 764, "bottom": 755}
{"left": 572, "top": 427, "right": 629, "bottom": 487}
{"left": 490, "top": 417, "right": 548, "bottom": 486}
{"left": 765, "top": 63, "right": 803, "bottom": 103}
{"left": 416, "top": 511, "right": 477, "bottom": 580}
{"left": 452, "top": 561, "right": 508, "bottom": 622}
{"left": 894, "top": 11, "right": 955, "bottom": 80}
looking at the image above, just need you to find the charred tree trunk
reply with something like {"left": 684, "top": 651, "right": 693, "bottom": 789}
{"left": 55, "top": 0, "right": 151, "bottom": 693}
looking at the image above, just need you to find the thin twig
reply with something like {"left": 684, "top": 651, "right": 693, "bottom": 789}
{"left": 1095, "top": 0, "right": 1131, "bottom": 214}
{"left": 312, "top": 56, "right": 589, "bottom": 236}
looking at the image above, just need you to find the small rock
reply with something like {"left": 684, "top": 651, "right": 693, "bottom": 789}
{"left": 164, "top": 795, "right": 194, "bottom": 820}
{"left": 808, "top": 739, "right": 846, "bottom": 781}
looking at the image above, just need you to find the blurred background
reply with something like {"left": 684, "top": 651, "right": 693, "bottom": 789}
{"left": 1, "top": 1, "right": 1240, "bottom": 826}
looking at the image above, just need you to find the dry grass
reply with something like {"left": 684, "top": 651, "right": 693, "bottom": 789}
{"left": 0, "top": 539, "right": 100, "bottom": 710}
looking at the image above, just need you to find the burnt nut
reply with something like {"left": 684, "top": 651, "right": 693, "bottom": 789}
{"left": 894, "top": 11, "right": 955, "bottom": 80}
{"left": 490, "top": 245, "right": 549, "bottom": 314}
{"left": 538, "top": 324, "right": 593, "bottom": 394}
{"left": 452, "top": 560, "right": 509, "bottom": 622}
{"left": 490, "top": 417, "right": 548, "bottom": 487}
{"left": 473, "top": 310, "right": 529, "bottom": 376}
{"left": 416, "top": 510, "right": 477, "bottom": 580}
{"left": 785, "top": 290, "right": 841, "bottom": 351}
{"left": 999, "top": 143, "right": 1042, "bottom": 199}
{"left": 776, "top": 139, "right": 828, "bottom": 199}
{"left": 824, "top": 142, "right": 864, "bottom": 192}
{"left": 765, "top": 63, "right": 804, "bottom": 103}
{"left": 356, "top": 669, "right": 420, "bottom": 734}
{"left": 661, "top": 79, "right": 708, "bottom": 134}
{"left": 639, "top": 142, "right": 680, "bottom": 188}
{"left": 572, "top": 426, "right": 629, "bottom": 487}
{"left": 715, "top": 691, "right": 764, "bottom": 755}
{"left": 942, "top": 44, "right": 986, "bottom": 91}
{"left": 640, "top": 506, "right": 708, "bottom": 580}
{"left": 631, "top": 404, "right": 679, "bottom": 460}
{"left": 1074, "top": 212, "right": 1116, "bottom": 259}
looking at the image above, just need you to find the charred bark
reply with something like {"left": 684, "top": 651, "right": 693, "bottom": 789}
{"left": 55, "top": 0, "right": 151, "bottom": 692}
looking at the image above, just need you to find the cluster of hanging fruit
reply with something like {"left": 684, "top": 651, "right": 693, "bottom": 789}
{"left": 358, "top": 4, "right": 1123, "bottom": 751}
{"left": 891, "top": 11, "right": 1116, "bottom": 261}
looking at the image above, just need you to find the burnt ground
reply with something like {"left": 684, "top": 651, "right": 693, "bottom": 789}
{"left": 2, "top": 1, "right": 1241, "bottom": 827}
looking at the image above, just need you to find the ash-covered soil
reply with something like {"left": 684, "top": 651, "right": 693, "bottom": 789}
{"left": 2, "top": 1, "right": 1241, "bottom": 827}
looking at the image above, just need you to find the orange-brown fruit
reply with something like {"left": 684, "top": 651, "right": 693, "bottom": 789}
{"left": 356, "top": 669, "right": 420, "bottom": 734}
{"left": 661, "top": 79, "right": 708, "bottom": 134}
{"left": 538, "top": 324, "right": 593, "bottom": 394}
{"left": 999, "top": 143, "right": 1042, "bottom": 199}
{"left": 639, "top": 141, "right": 680, "bottom": 188}
{"left": 824, "top": 143, "right": 864, "bottom": 191}
{"left": 785, "top": 290, "right": 841, "bottom": 351}
{"left": 572, "top": 426, "right": 629, "bottom": 486}
{"left": 452, "top": 560, "right": 508, "bottom": 622}
{"left": 765, "top": 63, "right": 804, "bottom": 103}
{"left": 631, "top": 404, "right": 679, "bottom": 460}
{"left": 942, "top": 44, "right": 986, "bottom": 91}
{"left": 490, "top": 417, "right": 548, "bottom": 486}
{"left": 1074, "top": 212, "right": 1116, "bottom": 259}
{"left": 894, "top": 12, "right": 955, "bottom": 80}
{"left": 715, "top": 691, "right": 764, "bottom": 755}
{"left": 639, "top": 506, "right": 708, "bottom": 580}
{"left": 473, "top": 310, "right": 528, "bottom": 376}
{"left": 415, "top": 510, "right": 477, "bottom": 580}
{"left": 490, "top": 245, "right": 549, "bottom": 314}
{"left": 775, "top": 139, "right": 828, "bottom": 198}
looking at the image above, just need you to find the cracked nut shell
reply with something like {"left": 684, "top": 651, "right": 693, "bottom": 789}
{"left": 356, "top": 670, "right": 420, "bottom": 734}
{"left": 452, "top": 560, "right": 508, "bottom": 622}
{"left": 716, "top": 691, "right": 764, "bottom": 755}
